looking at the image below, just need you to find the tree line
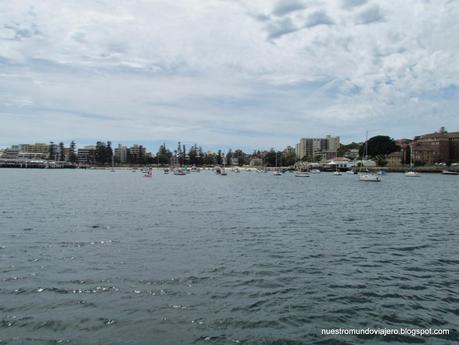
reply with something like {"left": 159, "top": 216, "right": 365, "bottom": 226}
{"left": 46, "top": 135, "right": 401, "bottom": 166}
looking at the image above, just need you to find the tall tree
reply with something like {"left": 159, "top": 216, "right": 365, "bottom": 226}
{"left": 359, "top": 136, "right": 399, "bottom": 158}
{"left": 226, "top": 149, "right": 233, "bottom": 166}
{"left": 69, "top": 141, "right": 77, "bottom": 163}
{"left": 157, "top": 143, "right": 171, "bottom": 165}
{"left": 106, "top": 141, "right": 113, "bottom": 164}
{"left": 217, "top": 150, "right": 223, "bottom": 165}
{"left": 48, "top": 142, "right": 56, "bottom": 161}
{"left": 95, "top": 141, "right": 107, "bottom": 165}
{"left": 58, "top": 142, "right": 65, "bottom": 161}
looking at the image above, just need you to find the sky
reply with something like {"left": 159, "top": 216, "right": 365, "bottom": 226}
{"left": 1, "top": 0, "right": 459, "bottom": 151}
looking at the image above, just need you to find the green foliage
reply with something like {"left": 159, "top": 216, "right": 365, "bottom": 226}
{"left": 69, "top": 141, "right": 77, "bottom": 163}
{"left": 359, "top": 136, "right": 399, "bottom": 158}
{"left": 337, "top": 142, "right": 361, "bottom": 157}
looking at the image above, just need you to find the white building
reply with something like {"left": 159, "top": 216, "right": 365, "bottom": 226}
{"left": 115, "top": 144, "right": 128, "bottom": 163}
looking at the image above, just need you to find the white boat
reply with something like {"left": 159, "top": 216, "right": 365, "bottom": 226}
{"left": 273, "top": 152, "right": 282, "bottom": 176}
{"left": 333, "top": 171, "right": 342, "bottom": 176}
{"left": 442, "top": 170, "right": 458, "bottom": 175}
{"left": 294, "top": 171, "right": 309, "bottom": 177}
{"left": 173, "top": 168, "right": 186, "bottom": 175}
{"left": 359, "top": 131, "right": 381, "bottom": 182}
{"left": 215, "top": 166, "right": 227, "bottom": 175}
{"left": 405, "top": 143, "right": 420, "bottom": 177}
{"left": 310, "top": 169, "right": 321, "bottom": 174}
{"left": 346, "top": 170, "right": 354, "bottom": 175}
{"left": 405, "top": 171, "right": 420, "bottom": 177}
{"left": 232, "top": 167, "right": 240, "bottom": 173}
{"left": 110, "top": 155, "right": 115, "bottom": 172}
{"left": 359, "top": 173, "right": 382, "bottom": 182}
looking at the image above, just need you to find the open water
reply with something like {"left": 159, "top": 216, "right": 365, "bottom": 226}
{"left": 0, "top": 169, "right": 458, "bottom": 344}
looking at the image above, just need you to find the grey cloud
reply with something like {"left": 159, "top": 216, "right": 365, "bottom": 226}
{"left": 267, "top": 18, "right": 299, "bottom": 39}
{"left": 304, "top": 11, "right": 334, "bottom": 28}
{"left": 251, "top": 13, "right": 271, "bottom": 22}
{"left": 272, "top": 0, "right": 306, "bottom": 16}
{"left": 341, "top": 0, "right": 368, "bottom": 9}
{"left": 3, "top": 24, "right": 41, "bottom": 41}
{"left": 356, "top": 5, "right": 384, "bottom": 24}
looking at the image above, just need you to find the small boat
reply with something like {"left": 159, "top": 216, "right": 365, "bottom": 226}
{"left": 232, "top": 167, "right": 240, "bottom": 173}
{"left": 144, "top": 167, "right": 152, "bottom": 178}
{"left": 405, "top": 171, "right": 420, "bottom": 177}
{"left": 442, "top": 170, "right": 458, "bottom": 175}
{"left": 294, "top": 171, "right": 309, "bottom": 177}
{"left": 346, "top": 170, "right": 354, "bottom": 175}
{"left": 405, "top": 143, "right": 420, "bottom": 177}
{"left": 273, "top": 152, "right": 282, "bottom": 176}
{"left": 359, "top": 131, "right": 381, "bottom": 182}
{"left": 310, "top": 169, "right": 321, "bottom": 174}
{"left": 359, "top": 173, "right": 382, "bottom": 182}
{"left": 164, "top": 168, "right": 169, "bottom": 174}
{"left": 174, "top": 168, "right": 186, "bottom": 175}
{"left": 333, "top": 171, "right": 342, "bottom": 176}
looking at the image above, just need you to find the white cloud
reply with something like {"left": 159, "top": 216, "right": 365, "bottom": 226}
{"left": 1, "top": 0, "right": 459, "bottom": 149}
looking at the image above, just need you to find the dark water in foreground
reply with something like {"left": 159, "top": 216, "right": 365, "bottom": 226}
{"left": 0, "top": 169, "right": 458, "bottom": 344}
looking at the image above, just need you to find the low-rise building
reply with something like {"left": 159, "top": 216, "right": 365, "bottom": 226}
{"left": 249, "top": 158, "right": 263, "bottom": 167}
{"left": 412, "top": 128, "right": 459, "bottom": 165}
{"left": 77, "top": 146, "right": 96, "bottom": 164}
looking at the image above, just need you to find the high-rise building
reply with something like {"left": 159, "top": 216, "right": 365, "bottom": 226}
{"left": 295, "top": 135, "right": 340, "bottom": 161}
{"left": 114, "top": 144, "right": 128, "bottom": 164}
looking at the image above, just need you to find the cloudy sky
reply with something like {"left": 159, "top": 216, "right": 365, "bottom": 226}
{"left": 1, "top": 0, "right": 458, "bottom": 151}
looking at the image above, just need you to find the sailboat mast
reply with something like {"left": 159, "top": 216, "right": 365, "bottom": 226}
{"left": 365, "top": 130, "right": 368, "bottom": 161}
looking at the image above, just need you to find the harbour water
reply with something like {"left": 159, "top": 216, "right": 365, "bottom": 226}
{"left": 1, "top": 169, "right": 458, "bottom": 344}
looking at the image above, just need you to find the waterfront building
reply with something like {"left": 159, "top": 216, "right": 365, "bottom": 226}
{"left": 412, "top": 128, "right": 459, "bottom": 165}
{"left": 385, "top": 151, "right": 403, "bottom": 167}
{"left": 230, "top": 157, "right": 239, "bottom": 166}
{"left": 2, "top": 147, "right": 19, "bottom": 159}
{"left": 77, "top": 146, "right": 96, "bottom": 164}
{"left": 249, "top": 158, "right": 263, "bottom": 167}
{"left": 326, "top": 157, "right": 353, "bottom": 170}
{"left": 17, "top": 152, "right": 48, "bottom": 160}
{"left": 344, "top": 149, "right": 359, "bottom": 160}
{"left": 115, "top": 144, "right": 128, "bottom": 164}
{"left": 295, "top": 135, "right": 340, "bottom": 161}
{"left": 18, "top": 143, "right": 49, "bottom": 155}
{"left": 128, "top": 145, "right": 146, "bottom": 163}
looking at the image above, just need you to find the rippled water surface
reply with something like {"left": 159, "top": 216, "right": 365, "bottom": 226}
{"left": 1, "top": 169, "right": 458, "bottom": 344}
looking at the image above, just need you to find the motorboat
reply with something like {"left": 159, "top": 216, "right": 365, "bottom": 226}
{"left": 359, "top": 173, "right": 382, "bottom": 182}
{"left": 405, "top": 171, "right": 421, "bottom": 177}
{"left": 294, "top": 171, "right": 309, "bottom": 177}
{"left": 442, "top": 170, "right": 458, "bottom": 175}
{"left": 173, "top": 168, "right": 186, "bottom": 175}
